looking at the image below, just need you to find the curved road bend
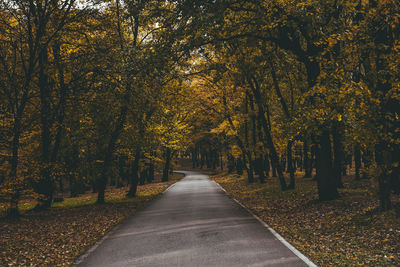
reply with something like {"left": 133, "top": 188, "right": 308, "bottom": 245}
{"left": 76, "top": 171, "right": 314, "bottom": 267}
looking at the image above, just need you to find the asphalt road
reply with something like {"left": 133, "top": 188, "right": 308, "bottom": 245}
{"left": 76, "top": 171, "right": 314, "bottom": 267}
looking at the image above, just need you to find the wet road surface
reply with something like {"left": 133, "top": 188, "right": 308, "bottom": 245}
{"left": 76, "top": 171, "right": 314, "bottom": 267}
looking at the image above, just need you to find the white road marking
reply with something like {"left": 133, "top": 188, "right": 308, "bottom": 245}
{"left": 213, "top": 180, "right": 318, "bottom": 267}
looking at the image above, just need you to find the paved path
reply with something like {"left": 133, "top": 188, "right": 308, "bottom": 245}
{"left": 76, "top": 171, "right": 314, "bottom": 267}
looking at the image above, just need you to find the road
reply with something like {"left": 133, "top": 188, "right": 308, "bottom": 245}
{"left": 76, "top": 171, "right": 314, "bottom": 267}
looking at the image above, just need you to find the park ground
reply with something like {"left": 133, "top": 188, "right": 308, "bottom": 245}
{"left": 212, "top": 171, "right": 400, "bottom": 266}
{"left": 1, "top": 168, "right": 400, "bottom": 266}
{"left": 0, "top": 172, "right": 184, "bottom": 266}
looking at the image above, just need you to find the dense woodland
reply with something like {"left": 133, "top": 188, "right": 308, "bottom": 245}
{"left": 0, "top": 0, "right": 399, "bottom": 217}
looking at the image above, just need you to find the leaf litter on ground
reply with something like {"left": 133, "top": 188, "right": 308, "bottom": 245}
{"left": 0, "top": 173, "right": 184, "bottom": 266}
{"left": 212, "top": 172, "right": 400, "bottom": 266}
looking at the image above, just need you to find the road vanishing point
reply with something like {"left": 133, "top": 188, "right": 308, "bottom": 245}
{"left": 76, "top": 171, "right": 316, "bottom": 267}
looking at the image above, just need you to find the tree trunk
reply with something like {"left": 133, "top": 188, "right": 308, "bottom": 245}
{"left": 118, "top": 155, "right": 127, "bottom": 187}
{"left": 212, "top": 150, "right": 217, "bottom": 170}
{"left": 257, "top": 154, "right": 265, "bottom": 183}
{"left": 243, "top": 93, "right": 253, "bottom": 183}
{"left": 7, "top": 191, "right": 20, "bottom": 218}
{"left": 127, "top": 149, "right": 140, "bottom": 197}
{"left": 36, "top": 47, "right": 54, "bottom": 209}
{"left": 162, "top": 148, "right": 171, "bottom": 182}
{"left": 205, "top": 149, "right": 211, "bottom": 168}
{"left": 378, "top": 173, "right": 392, "bottom": 211}
{"left": 316, "top": 129, "right": 339, "bottom": 201}
{"left": 362, "top": 149, "right": 372, "bottom": 179}
{"left": 311, "top": 143, "right": 318, "bottom": 181}
{"left": 147, "top": 160, "right": 155, "bottom": 183}
{"left": 97, "top": 106, "right": 128, "bottom": 203}
{"left": 69, "top": 144, "right": 79, "bottom": 197}
{"left": 246, "top": 152, "right": 255, "bottom": 183}
{"left": 271, "top": 154, "right": 277, "bottom": 177}
{"left": 7, "top": 115, "right": 23, "bottom": 216}
{"left": 227, "top": 154, "right": 235, "bottom": 173}
{"left": 248, "top": 77, "right": 287, "bottom": 190}
{"left": 236, "top": 158, "right": 243, "bottom": 175}
{"left": 332, "top": 125, "right": 345, "bottom": 188}
{"left": 354, "top": 143, "right": 361, "bottom": 180}
{"left": 375, "top": 142, "right": 392, "bottom": 211}
{"left": 303, "top": 139, "right": 312, "bottom": 178}
{"left": 140, "top": 169, "right": 147, "bottom": 185}
{"left": 287, "top": 140, "right": 295, "bottom": 189}
{"left": 264, "top": 154, "right": 270, "bottom": 177}
{"left": 192, "top": 149, "right": 196, "bottom": 169}
{"left": 200, "top": 151, "right": 205, "bottom": 169}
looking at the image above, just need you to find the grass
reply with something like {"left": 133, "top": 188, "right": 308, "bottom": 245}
{"left": 0, "top": 172, "right": 184, "bottom": 266}
{"left": 212, "top": 171, "right": 400, "bottom": 266}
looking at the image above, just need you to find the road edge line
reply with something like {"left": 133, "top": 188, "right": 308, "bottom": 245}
{"left": 162, "top": 182, "right": 177, "bottom": 194}
{"left": 163, "top": 171, "right": 189, "bottom": 194}
{"left": 213, "top": 180, "right": 318, "bottom": 267}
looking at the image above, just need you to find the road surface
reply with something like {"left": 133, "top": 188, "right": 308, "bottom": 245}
{"left": 76, "top": 171, "right": 314, "bottom": 267}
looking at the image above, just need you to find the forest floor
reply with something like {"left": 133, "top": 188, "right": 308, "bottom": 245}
{"left": 212, "top": 171, "right": 400, "bottom": 266}
{"left": 0, "top": 172, "right": 184, "bottom": 266}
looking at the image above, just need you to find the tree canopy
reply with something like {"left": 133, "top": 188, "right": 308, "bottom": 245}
{"left": 0, "top": 0, "right": 399, "bottom": 217}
